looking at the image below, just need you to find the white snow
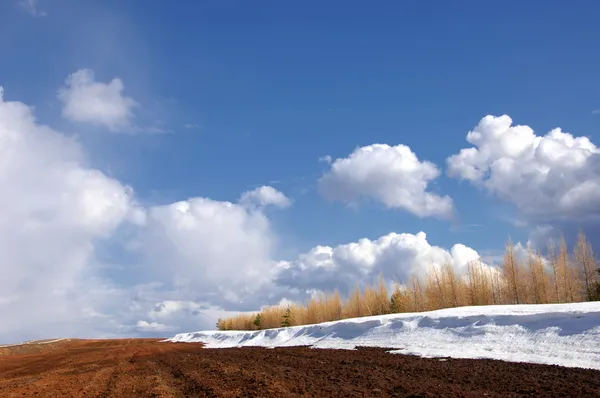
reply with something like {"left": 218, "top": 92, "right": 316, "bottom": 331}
{"left": 0, "top": 338, "right": 68, "bottom": 348}
{"left": 167, "top": 302, "right": 600, "bottom": 370}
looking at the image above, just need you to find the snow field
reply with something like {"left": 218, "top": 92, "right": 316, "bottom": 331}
{"left": 168, "top": 302, "right": 600, "bottom": 370}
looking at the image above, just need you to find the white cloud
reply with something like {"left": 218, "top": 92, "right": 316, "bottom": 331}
{"left": 447, "top": 115, "right": 600, "bottom": 222}
{"left": 136, "top": 197, "right": 280, "bottom": 310}
{"left": 274, "top": 231, "right": 486, "bottom": 295}
{"left": 135, "top": 320, "right": 174, "bottom": 332}
{"left": 0, "top": 87, "right": 296, "bottom": 343}
{"left": 318, "top": 144, "right": 454, "bottom": 218}
{"left": 0, "top": 87, "right": 142, "bottom": 342}
{"left": 239, "top": 185, "right": 291, "bottom": 209}
{"left": 58, "top": 69, "right": 137, "bottom": 131}
{"left": 18, "top": 0, "right": 46, "bottom": 17}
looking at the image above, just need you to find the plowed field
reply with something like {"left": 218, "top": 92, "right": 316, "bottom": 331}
{"left": 0, "top": 338, "right": 599, "bottom": 397}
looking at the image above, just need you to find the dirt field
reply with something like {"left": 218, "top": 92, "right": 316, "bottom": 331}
{"left": 0, "top": 339, "right": 599, "bottom": 397}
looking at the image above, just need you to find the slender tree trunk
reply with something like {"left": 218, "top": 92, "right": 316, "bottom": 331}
{"left": 503, "top": 238, "right": 520, "bottom": 304}
{"left": 548, "top": 240, "right": 560, "bottom": 303}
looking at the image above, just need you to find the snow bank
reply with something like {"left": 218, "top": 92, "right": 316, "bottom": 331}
{"left": 167, "top": 302, "right": 600, "bottom": 370}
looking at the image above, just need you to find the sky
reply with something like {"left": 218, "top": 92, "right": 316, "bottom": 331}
{"left": 1, "top": 0, "right": 600, "bottom": 343}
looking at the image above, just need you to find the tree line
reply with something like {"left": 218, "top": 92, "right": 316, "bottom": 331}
{"left": 217, "top": 232, "right": 600, "bottom": 331}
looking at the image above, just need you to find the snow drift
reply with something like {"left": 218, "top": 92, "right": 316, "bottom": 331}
{"left": 167, "top": 302, "right": 600, "bottom": 370}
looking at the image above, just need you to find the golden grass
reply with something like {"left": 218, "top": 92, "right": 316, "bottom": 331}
{"left": 217, "top": 232, "right": 600, "bottom": 331}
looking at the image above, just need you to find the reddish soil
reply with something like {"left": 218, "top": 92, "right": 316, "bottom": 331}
{"left": 0, "top": 338, "right": 599, "bottom": 397}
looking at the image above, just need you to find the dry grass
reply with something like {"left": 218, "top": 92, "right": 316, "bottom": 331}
{"left": 217, "top": 232, "right": 600, "bottom": 331}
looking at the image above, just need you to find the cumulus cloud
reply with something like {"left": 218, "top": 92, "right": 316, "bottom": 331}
{"left": 239, "top": 186, "right": 291, "bottom": 209}
{"left": 274, "top": 231, "right": 485, "bottom": 295}
{"left": 0, "top": 86, "right": 294, "bottom": 344}
{"left": 0, "top": 87, "right": 284, "bottom": 343}
{"left": 318, "top": 144, "right": 454, "bottom": 218}
{"left": 135, "top": 196, "right": 284, "bottom": 311}
{"left": 58, "top": 69, "right": 137, "bottom": 131}
{"left": 447, "top": 115, "right": 600, "bottom": 224}
{"left": 0, "top": 87, "right": 142, "bottom": 342}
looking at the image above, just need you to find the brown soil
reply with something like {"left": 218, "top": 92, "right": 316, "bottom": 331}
{"left": 0, "top": 338, "right": 598, "bottom": 397}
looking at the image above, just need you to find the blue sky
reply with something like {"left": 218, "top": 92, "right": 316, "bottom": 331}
{"left": 1, "top": 0, "right": 599, "bottom": 342}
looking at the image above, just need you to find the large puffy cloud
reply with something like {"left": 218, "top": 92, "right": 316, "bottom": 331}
{"left": 274, "top": 231, "right": 484, "bottom": 295}
{"left": 318, "top": 144, "right": 454, "bottom": 218}
{"left": 0, "top": 86, "right": 291, "bottom": 343}
{"left": 0, "top": 87, "right": 141, "bottom": 342}
{"left": 136, "top": 195, "right": 282, "bottom": 310}
{"left": 447, "top": 115, "right": 600, "bottom": 222}
{"left": 58, "top": 69, "right": 137, "bottom": 130}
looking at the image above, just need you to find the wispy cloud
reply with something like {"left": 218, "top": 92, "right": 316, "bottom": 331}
{"left": 18, "top": 0, "right": 46, "bottom": 17}
{"left": 318, "top": 155, "right": 332, "bottom": 164}
{"left": 592, "top": 109, "right": 600, "bottom": 115}
{"left": 183, "top": 123, "right": 201, "bottom": 129}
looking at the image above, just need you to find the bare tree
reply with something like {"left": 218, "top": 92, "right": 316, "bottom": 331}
{"left": 574, "top": 231, "right": 598, "bottom": 301}
{"left": 426, "top": 263, "right": 446, "bottom": 309}
{"left": 442, "top": 262, "right": 460, "bottom": 307}
{"left": 547, "top": 239, "right": 560, "bottom": 303}
{"left": 503, "top": 238, "right": 520, "bottom": 304}
{"left": 527, "top": 249, "right": 549, "bottom": 304}
{"left": 411, "top": 276, "right": 424, "bottom": 311}
{"left": 558, "top": 236, "right": 577, "bottom": 302}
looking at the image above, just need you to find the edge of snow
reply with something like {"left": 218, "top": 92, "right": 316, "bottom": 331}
{"left": 167, "top": 302, "right": 600, "bottom": 370}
